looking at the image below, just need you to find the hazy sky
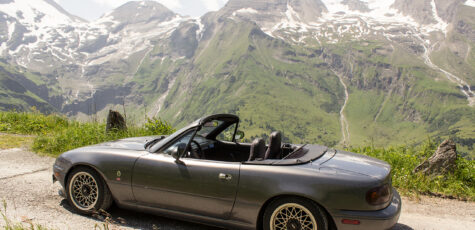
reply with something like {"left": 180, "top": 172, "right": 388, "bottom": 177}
{"left": 54, "top": 0, "right": 229, "bottom": 21}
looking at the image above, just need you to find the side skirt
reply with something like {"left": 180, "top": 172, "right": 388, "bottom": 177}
{"left": 116, "top": 201, "right": 254, "bottom": 230}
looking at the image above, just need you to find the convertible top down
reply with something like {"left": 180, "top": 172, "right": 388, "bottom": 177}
{"left": 53, "top": 114, "right": 401, "bottom": 230}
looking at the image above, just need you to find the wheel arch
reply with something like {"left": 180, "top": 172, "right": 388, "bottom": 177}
{"left": 256, "top": 194, "right": 337, "bottom": 230}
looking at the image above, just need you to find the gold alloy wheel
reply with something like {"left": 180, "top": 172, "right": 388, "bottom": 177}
{"left": 69, "top": 172, "right": 99, "bottom": 211}
{"left": 270, "top": 203, "right": 317, "bottom": 230}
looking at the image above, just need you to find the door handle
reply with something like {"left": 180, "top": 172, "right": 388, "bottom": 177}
{"left": 219, "top": 173, "right": 232, "bottom": 181}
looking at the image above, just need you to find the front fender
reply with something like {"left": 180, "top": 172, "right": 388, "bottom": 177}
{"left": 54, "top": 147, "right": 148, "bottom": 203}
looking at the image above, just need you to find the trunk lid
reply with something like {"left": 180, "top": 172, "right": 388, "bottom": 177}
{"left": 319, "top": 150, "right": 391, "bottom": 180}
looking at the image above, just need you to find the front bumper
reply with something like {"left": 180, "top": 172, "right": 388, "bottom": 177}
{"left": 331, "top": 189, "right": 401, "bottom": 230}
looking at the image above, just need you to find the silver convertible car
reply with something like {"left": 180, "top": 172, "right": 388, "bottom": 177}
{"left": 53, "top": 114, "right": 401, "bottom": 230}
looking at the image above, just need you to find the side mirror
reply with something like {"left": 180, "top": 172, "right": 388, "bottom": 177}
{"left": 170, "top": 143, "right": 187, "bottom": 159}
{"left": 235, "top": 130, "right": 245, "bottom": 141}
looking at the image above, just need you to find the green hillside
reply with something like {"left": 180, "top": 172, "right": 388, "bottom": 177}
{"left": 127, "top": 19, "right": 474, "bottom": 158}
{"left": 0, "top": 62, "right": 58, "bottom": 113}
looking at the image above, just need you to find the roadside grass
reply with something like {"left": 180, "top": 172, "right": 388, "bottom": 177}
{"left": 351, "top": 140, "right": 475, "bottom": 201}
{"left": 1, "top": 201, "right": 48, "bottom": 230}
{"left": 0, "top": 111, "right": 473, "bottom": 201}
{"left": 0, "top": 135, "right": 34, "bottom": 149}
{"left": 0, "top": 111, "right": 175, "bottom": 157}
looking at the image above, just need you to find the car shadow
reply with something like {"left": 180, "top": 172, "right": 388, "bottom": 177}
{"left": 60, "top": 199, "right": 224, "bottom": 229}
{"left": 390, "top": 223, "right": 414, "bottom": 230}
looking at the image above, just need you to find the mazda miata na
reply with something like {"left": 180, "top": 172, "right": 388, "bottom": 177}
{"left": 53, "top": 114, "right": 401, "bottom": 230}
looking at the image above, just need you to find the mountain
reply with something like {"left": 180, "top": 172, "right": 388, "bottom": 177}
{"left": 0, "top": 0, "right": 474, "bottom": 154}
{"left": 0, "top": 59, "right": 58, "bottom": 113}
{"left": 0, "top": 0, "right": 188, "bottom": 115}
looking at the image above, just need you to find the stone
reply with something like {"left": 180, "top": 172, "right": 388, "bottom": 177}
{"left": 414, "top": 139, "right": 458, "bottom": 175}
{"left": 106, "top": 109, "right": 127, "bottom": 132}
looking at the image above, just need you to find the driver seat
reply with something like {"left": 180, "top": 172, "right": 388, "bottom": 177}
{"left": 264, "top": 131, "right": 282, "bottom": 159}
{"left": 248, "top": 138, "right": 266, "bottom": 161}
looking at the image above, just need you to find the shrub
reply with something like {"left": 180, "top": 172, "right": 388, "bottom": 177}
{"left": 144, "top": 117, "right": 175, "bottom": 135}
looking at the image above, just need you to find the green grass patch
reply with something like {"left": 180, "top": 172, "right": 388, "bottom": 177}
{"left": 0, "top": 110, "right": 68, "bottom": 135}
{"left": 0, "top": 111, "right": 175, "bottom": 157}
{"left": 351, "top": 141, "right": 475, "bottom": 201}
{"left": 0, "top": 135, "right": 34, "bottom": 149}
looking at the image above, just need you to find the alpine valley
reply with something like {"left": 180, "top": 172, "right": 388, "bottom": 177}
{"left": 0, "top": 0, "right": 474, "bottom": 154}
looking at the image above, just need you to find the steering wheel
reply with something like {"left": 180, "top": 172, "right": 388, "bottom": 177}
{"left": 190, "top": 140, "right": 204, "bottom": 159}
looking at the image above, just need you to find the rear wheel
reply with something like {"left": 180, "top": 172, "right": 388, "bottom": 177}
{"left": 263, "top": 197, "right": 328, "bottom": 230}
{"left": 66, "top": 167, "right": 113, "bottom": 214}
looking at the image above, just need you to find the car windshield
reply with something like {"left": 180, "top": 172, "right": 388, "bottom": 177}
{"left": 148, "top": 125, "right": 196, "bottom": 153}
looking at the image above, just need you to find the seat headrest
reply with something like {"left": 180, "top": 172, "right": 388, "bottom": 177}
{"left": 249, "top": 138, "right": 266, "bottom": 161}
{"left": 265, "top": 131, "right": 282, "bottom": 159}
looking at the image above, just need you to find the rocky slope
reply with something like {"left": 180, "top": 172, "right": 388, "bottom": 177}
{"left": 0, "top": 0, "right": 474, "bottom": 151}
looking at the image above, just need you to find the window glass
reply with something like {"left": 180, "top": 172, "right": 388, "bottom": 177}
{"left": 163, "top": 131, "right": 193, "bottom": 155}
{"left": 197, "top": 120, "right": 224, "bottom": 137}
{"left": 217, "top": 123, "right": 236, "bottom": 142}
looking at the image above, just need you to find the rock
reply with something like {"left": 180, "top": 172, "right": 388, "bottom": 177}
{"left": 106, "top": 109, "right": 126, "bottom": 132}
{"left": 414, "top": 139, "right": 457, "bottom": 175}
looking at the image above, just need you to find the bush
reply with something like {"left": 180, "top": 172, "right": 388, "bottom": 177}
{"left": 144, "top": 117, "right": 175, "bottom": 135}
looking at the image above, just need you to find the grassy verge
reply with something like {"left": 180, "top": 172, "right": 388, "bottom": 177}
{"left": 0, "top": 111, "right": 473, "bottom": 200}
{"left": 351, "top": 141, "right": 475, "bottom": 201}
{"left": 0, "top": 111, "right": 175, "bottom": 157}
{"left": 0, "top": 135, "right": 34, "bottom": 149}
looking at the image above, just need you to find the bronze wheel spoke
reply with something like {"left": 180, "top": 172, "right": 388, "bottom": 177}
{"left": 69, "top": 172, "right": 99, "bottom": 211}
{"left": 270, "top": 203, "right": 318, "bottom": 230}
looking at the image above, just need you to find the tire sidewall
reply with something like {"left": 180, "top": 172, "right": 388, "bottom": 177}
{"left": 263, "top": 197, "right": 328, "bottom": 230}
{"left": 66, "top": 167, "right": 107, "bottom": 214}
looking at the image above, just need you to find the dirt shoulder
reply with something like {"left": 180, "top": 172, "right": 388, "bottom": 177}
{"left": 0, "top": 148, "right": 473, "bottom": 229}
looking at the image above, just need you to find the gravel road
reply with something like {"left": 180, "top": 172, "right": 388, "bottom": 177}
{"left": 1, "top": 148, "right": 473, "bottom": 230}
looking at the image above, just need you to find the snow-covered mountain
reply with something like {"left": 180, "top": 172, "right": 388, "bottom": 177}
{"left": 214, "top": 0, "right": 473, "bottom": 105}
{"left": 1, "top": 0, "right": 188, "bottom": 104}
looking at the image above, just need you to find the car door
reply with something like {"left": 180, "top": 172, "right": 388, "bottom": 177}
{"left": 132, "top": 152, "right": 240, "bottom": 220}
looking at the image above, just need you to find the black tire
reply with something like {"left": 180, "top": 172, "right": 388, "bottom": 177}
{"left": 263, "top": 197, "right": 328, "bottom": 230}
{"left": 66, "top": 166, "right": 113, "bottom": 214}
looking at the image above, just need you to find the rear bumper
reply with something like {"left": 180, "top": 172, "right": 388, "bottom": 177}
{"left": 331, "top": 189, "right": 401, "bottom": 230}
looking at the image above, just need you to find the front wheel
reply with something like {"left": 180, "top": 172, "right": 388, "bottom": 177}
{"left": 263, "top": 197, "right": 328, "bottom": 230}
{"left": 66, "top": 167, "right": 113, "bottom": 214}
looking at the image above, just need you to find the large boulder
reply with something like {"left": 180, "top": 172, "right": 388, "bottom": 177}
{"left": 106, "top": 109, "right": 126, "bottom": 132}
{"left": 414, "top": 139, "right": 457, "bottom": 175}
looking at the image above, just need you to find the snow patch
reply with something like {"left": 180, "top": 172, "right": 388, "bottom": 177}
{"left": 7, "top": 21, "right": 16, "bottom": 40}
{"left": 232, "top": 8, "right": 258, "bottom": 16}
{"left": 195, "top": 18, "right": 205, "bottom": 41}
{"left": 430, "top": 0, "right": 448, "bottom": 36}
{"left": 1, "top": 0, "right": 77, "bottom": 27}
{"left": 465, "top": 0, "right": 475, "bottom": 7}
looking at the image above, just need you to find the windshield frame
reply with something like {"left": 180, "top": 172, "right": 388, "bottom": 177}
{"left": 148, "top": 114, "right": 239, "bottom": 153}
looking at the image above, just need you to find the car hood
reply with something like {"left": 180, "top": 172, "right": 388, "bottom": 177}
{"left": 318, "top": 150, "right": 391, "bottom": 180}
{"left": 92, "top": 136, "right": 165, "bottom": 151}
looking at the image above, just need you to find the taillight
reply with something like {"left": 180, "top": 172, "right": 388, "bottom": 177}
{"left": 366, "top": 184, "right": 391, "bottom": 205}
